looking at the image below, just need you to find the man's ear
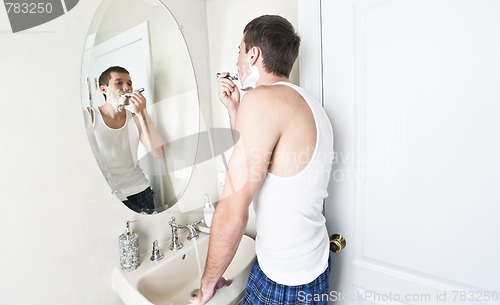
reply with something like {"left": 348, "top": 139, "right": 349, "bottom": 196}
{"left": 100, "top": 84, "right": 107, "bottom": 95}
{"left": 99, "top": 84, "right": 109, "bottom": 100}
{"left": 247, "top": 46, "right": 261, "bottom": 65}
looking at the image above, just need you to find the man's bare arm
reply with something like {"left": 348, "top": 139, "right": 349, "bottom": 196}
{"left": 133, "top": 110, "right": 164, "bottom": 158}
{"left": 128, "top": 90, "right": 165, "bottom": 158}
{"left": 193, "top": 87, "right": 283, "bottom": 304}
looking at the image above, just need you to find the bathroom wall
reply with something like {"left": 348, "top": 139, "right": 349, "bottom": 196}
{"left": 0, "top": 0, "right": 214, "bottom": 304}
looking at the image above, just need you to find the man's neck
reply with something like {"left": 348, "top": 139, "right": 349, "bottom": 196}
{"left": 256, "top": 73, "right": 289, "bottom": 87}
{"left": 99, "top": 102, "right": 125, "bottom": 120}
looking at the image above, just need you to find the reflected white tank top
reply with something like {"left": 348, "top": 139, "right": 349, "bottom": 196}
{"left": 92, "top": 108, "right": 149, "bottom": 200}
{"left": 253, "top": 82, "right": 334, "bottom": 285}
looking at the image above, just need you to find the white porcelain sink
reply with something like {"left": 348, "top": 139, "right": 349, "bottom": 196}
{"left": 112, "top": 232, "right": 256, "bottom": 305}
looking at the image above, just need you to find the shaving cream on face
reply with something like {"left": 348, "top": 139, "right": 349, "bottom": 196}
{"left": 108, "top": 88, "right": 143, "bottom": 112}
{"left": 106, "top": 88, "right": 126, "bottom": 112}
{"left": 110, "top": 99, "right": 124, "bottom": 112}
{"left": 109, "top": 98, "right": 124, "bottom": 112}
{"left": 238, "top": 54, "right": 260, "bottom": 91}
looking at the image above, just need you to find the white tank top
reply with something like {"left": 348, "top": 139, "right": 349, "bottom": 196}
{"left": 92, "top": 108, "right": 149, "bottom": 200}
{"left": 253, "top": 82, "right": 334, "bottom": 285}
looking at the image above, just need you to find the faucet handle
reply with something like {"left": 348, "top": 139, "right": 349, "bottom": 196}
{"left": 169, "top": 216, "right": 188, "bottom": 229}
{"left": 190, "top": 219, "right": 204, "bottom": 227}
{"left": 168, "top": 216, "right": 177, "bottom": 225}
{"left": 150, "top": 240, "right": 164, "bottom": 262}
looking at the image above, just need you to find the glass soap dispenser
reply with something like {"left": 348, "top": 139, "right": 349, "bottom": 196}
{"left": 203, "top": 194, "right": 214, "bottom": 227}
{"left": 119, "top": 220, "right": 140, "bottom": 272}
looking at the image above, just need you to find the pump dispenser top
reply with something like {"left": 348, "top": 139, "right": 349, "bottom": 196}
{"left": 124, "top": 220, "right": 132, "bottom": 234}
{"left": 203, "top": 194, "right": 214, "bottom": 227}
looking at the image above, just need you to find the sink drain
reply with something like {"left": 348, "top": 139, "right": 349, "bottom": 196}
{"left": 190, "top": 288, "right": 199, "bottom": 298}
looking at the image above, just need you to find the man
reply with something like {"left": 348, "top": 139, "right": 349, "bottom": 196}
{"left": 86, "top": 66, "right": 164, "bottom": 214}
{"left": 192, "top": 15, "right": 334, "bottom": 304}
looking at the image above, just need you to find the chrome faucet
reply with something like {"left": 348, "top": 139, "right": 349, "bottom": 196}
{"left": 168, "top": 217, "right": 184, "bottom": 250}
{"left": 168, "top": 217, "right": 204, "bottom": 250}
{"left": 150, "top": 240, "right": 164, "bottom": 262}
{"left": 185, "top": 219, "right": 204, "bottom": 241}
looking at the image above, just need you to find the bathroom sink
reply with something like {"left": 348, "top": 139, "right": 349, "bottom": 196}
{"left": 112, "top": 232, "right": 256, "bottom": 305}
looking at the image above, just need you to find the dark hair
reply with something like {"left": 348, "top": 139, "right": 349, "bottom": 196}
{"left": 243, "top": 15, "right": 300, "bottom": 77}
{"left": 98, "top": 66, "right": 129, "bottom": 87}
{"left": 98, "top": 66, "right": 129, "bottom": 99}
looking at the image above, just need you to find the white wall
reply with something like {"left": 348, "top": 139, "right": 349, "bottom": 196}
{"left": 0, "top": 0, "right": 213, "bottom": 304}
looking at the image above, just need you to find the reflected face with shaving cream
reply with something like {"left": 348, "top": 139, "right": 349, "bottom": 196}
{"left": 101, "top": 72, "right": 133, "bottom": 111}
{"left": 236, "top": 38, "right": 260, "bottom": 91}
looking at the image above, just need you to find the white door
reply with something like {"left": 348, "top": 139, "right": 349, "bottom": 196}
{"left": 300, "top": 0, "right": 500, "bottom": 304}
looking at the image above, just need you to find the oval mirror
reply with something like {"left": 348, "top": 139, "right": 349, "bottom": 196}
{"left": 81, "top": 0, "right": 199, "bottom": 214}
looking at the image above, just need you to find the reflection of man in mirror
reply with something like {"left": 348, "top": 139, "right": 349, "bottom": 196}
{"left": 85, "top": 66, "right": 164, "bottom": 214}
{"left": 192, "top": 16, "right": 334, "bottom": 305}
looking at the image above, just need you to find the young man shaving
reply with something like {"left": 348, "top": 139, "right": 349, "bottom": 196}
{"left": 87, "top": 66, "right": 164, "bottom": 214}
{"left": 192, "top": 15, "right": 334, "bottom": 304}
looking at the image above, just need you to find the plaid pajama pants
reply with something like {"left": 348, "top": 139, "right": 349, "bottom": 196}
{"left": 123, "top": 187, "right": 155, "bottom": 214}
{"left": 242, "top": 258, "right": 331, "bottom": 305}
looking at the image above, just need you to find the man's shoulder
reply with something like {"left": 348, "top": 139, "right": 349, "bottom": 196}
{"left": 242, "top": 85, "right": 275, "bottom": 99}
{"left": 235, "top": 87, "right": 288, "bottom": 132}
{"left": 240, "top": 85, "right": 293, "bottom": 109}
